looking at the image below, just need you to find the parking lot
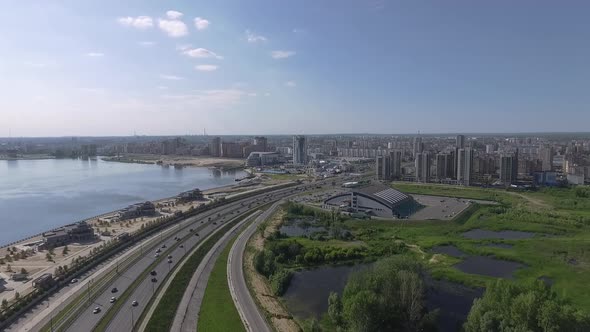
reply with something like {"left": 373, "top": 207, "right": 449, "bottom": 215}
{"left": 409, "top": 195, "right": 471, "bottom": 220}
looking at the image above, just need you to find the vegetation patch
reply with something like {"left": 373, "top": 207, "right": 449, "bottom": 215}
{"left": 197, "top": 236, "right": 245, "bottom": 332}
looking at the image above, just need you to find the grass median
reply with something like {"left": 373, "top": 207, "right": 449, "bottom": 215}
{"left": 144, "top": 210, "right": 257, "bottom": 332}
{"left": 196, "top": 235, "right": 245, "bottom": 332}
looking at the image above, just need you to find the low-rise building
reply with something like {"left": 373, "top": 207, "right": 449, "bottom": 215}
{"left": 41, "top": 221, "right": 96, "bottom": 248}
{"left": 117, "top": 201, "right": 156, "bottom": 220}
{"left": 176, "top": 189, "right": 204, "bottom": 203}
{"left": 246, "top": 151, "right": 281, "bottom": 167}
{"left": 323, "top": 183, "right": 417, "bottom": 218}
{"left": 32, "top": 273, "right": 55, "bottom": 289}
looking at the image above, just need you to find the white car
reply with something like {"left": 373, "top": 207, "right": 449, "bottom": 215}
{"left": 93, "top": 307, "right": 101, "bottom": 314}
{"left": 110, "top": 297, "right": 117, "bottom": 303}
{"left": 71, "top": 278, "right": 79, "bottom": 284}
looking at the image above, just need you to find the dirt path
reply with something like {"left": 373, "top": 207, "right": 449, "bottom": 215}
{"left": 244, "top": 210, "right": 300, "bottom": 332}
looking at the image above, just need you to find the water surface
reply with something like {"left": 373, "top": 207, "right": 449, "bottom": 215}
{"left": 0, "top": 158, "right": 244, "bottom": 245}
{"left": 454, "top": 256, "right": 525, "bottom": 279}
{"left": 462, "top": 229, "right": 535, "bottom": 240}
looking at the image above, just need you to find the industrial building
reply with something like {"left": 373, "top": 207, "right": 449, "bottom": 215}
{"left": 323, "top": 183, "right": 417, "bottom": 218}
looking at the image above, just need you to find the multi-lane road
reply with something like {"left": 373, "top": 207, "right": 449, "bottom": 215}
{"left": 20, "top": 184, "right": 303, "bottom": 332}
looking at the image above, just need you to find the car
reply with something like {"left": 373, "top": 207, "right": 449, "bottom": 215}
{"left": 156, "top": 248, "right": 161, "bottom": 253}
{"left": 162, "top": 244, "right": 167, "bottom": 248}
{"left": 111, "top": 287, "right": 118, "bottom": 293}
{"left": 93, "top": 307, "right": 101, "bottom": 314}
{"left": 167, "top": 259, "right": 173, "bottom": 264}
{"left": 213, "top": 222, "right": 217, "bottom": 225}
{"left": 167, "top": 255, "right": 172, "bottom": 259}
{"left": 189, "top": 228, "right": 194, "bottom": 232}
{"left": 110, "top": 297, "right": 116, "bottom": 303}
{"left": 150, "top": 270, "right": 157, "bottom": 276}
{"left": 176, "top": 238, "right": 180, "bottom": 242}
{"left": 151, "top": 277, "right": 158, "bottom": 283}
{"left": 132, "top": 300, "right": 138, "bottom": 307}
{"left": 71, "top": 278, "right": 79, "bottom": 284}
{"left": 195, "top": 233, "right": 199, "bottom": 237}
{"left": 155, "top": 253, "right": 160, "bottom": 258}
{"left": 180, "top": 245, "right": 184, "bottom": 248}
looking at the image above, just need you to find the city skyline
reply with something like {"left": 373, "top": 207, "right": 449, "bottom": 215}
{"left": 3, "top": 1, "right": 590, "bottom": 136}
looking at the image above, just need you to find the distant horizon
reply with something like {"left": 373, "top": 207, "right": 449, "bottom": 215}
{"left": 2, "top": 130, "right": 590, "bottom": 140}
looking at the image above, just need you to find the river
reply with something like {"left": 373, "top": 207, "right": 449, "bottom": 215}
{"left": 0, "top": 158, "right": 244, "bottom": 246}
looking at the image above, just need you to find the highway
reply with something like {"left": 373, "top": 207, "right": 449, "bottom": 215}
{"left": 54, "top": 184, "right": 301, "bottom": 332}
{"left": 227, "top": 202, "right": 282, "bottom": 332}
{"left": 169, "top": 210, "right": 262, "bottom": 332}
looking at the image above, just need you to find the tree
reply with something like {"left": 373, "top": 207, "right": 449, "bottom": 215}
{"left": 14, "top": 292, "right": 20, "bottom": 300}
{"left": 6, "top": 264, "right": 12, "bottom": 272}
{"left": 20, "top": 268, "right": 27, "bottom": 275}
{"left": 328, "top": 292, "right": 343, "bottom": 327}
{"left": 46, "top": 252, "right": 53, "bottom": 262}
{"left": 464, "top": 279, "right": 590, "bottom": 332}
{"left": 1, "top": 298, "right": 8, "bottom": 310}
{"left": 337, "top": 256, "right": 438, "bottom": 332}
{"left": 62, "top": 245, "right": 69, "bottom": 256}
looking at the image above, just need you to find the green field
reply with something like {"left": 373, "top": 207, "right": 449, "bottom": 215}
{"left": 265, "top": 184, "right": 590, "bottom": 313}
{"left": 197, "top": 236, "right": 245, "bottom": 332}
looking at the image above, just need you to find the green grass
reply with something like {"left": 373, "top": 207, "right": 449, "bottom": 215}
{"left": 270, "top": 185, "right": 590, "bottom": 313}
{"left": 197, "top": 236, "right": 245, "bottom": 332}
{"left": 144, "top": 211, "right": 256, "bottom": 332}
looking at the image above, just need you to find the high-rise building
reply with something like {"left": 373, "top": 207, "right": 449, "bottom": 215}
{"left": 540, "top": 146, "right": 554, "bottom": 171}
{"left": 253, "top": 136, "right": 268, "bottom": 152}
{"left": 436, "top": 153, "right": 454, "bottom": 180}
{"left": 413, "top": 137, "right": 423, "bottom": 157}
{"left": 389, "top": 150, "right": 402, "bottom": 180}
{"left": 415, "top": 152, "right": 430, "bottom": 183}
{"left": 220, "top": 142, "right": 242, "bottom": 158}
{"left": 293, "top": 135, "right": 307, "bottom": 165}
{"left": 456, "top": 148, "right": 473, "bottom": 186}
{"left": 209, "top": 137, "right": 221, "bottom": 157}
{"left": 456, "top": 135, "right": 465, "bottom": 149}
{"left": 500, "top": 154, "right": 518, "bottom": 186}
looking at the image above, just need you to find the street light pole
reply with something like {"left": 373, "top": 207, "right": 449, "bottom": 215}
{"left": 131, "top": 307, "right": 135, "bottom": 329}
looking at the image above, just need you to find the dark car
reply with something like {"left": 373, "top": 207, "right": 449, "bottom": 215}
{"left": 151, "top": 277, "right": 158, "bottom": 283}
{"left": 150, "top": 270, "right": 157, "bottom": 276}
{"left": 111, "top": 287, "right": 118, "bottom": 293}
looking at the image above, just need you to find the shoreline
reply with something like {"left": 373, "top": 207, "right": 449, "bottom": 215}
{"left": 0, "top": 181, "right": 249, "bottom": 249}
{"left": 101, "top": 154, "right": 245, "bottom": 170}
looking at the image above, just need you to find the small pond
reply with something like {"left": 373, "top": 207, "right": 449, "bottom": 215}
{"left": 280, "top": 218, "right": 326, "bottom": 237}
{"left": 478, "top": 243, "right": 514, "bottom": 249}
{"left": 282, "top": 264, "right": 369, "bottom": 319}
{"left": 453, "top": 256, "right": 525, "bottom": 279}
{"left": 431, "top": 245, "right": 467, "bottom": 258}
{"left": 282, "top": 264, "right": 482, "bottom": 332}
{"left": 462, "top": 229, "right": 535, "bottom": 240}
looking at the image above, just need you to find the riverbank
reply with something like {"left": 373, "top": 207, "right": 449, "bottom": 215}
{"left": 102, "top": 154, "right": 245, "bottom": 169}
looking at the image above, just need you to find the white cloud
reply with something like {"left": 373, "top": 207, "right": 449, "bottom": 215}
{"left": 160, "top": 74, "right": 184, "bottom": 80}
{"left": 194, "top": 17, "right": 210, "bottom": 30}
{"left": 247, "top": 92, "right": 257, "bottom": 97}
{"left": 245, "top": 30, "right": 267, "bottom": 43}
{"left": 166, "top": 10, "right": 183, "bottom": 20}
{"left": 86, "top": 52, "right": 104, "bottom": 57}
{"left": 264, "top": 92, "right": 271, "bottom": 97}
{"left": 158, "top": 19, "right": 188, "bottom": 37}
{"left": 176, "top": 44, "right": 192, "bottom": 51}
{"left": 117, "top": 16, "right": 154, "bottom": 29}
{"left": 138, "top": 41, "right": 156, "bottom": 47}
{"left": 271, "top": 50, "right": 296, "bottom": 59}
{"left": 195, "top": 64, "right": 218, "bottom": 72}
{"left": 157, "top": 86, "right": 169, "bottom": 90}
{"left": 285, "top": 81, "right": 296, "bottom": 87}
{"left": 182, "top": 48, "right": 223, "bottom": 59}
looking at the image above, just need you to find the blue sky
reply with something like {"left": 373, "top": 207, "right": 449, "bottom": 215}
{"left": 1, "top": 0, "right": 589, "bottom": 136}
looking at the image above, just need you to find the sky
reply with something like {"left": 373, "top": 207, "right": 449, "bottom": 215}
{"left": 1, "top": 0, "right": 590, "bottom": 137}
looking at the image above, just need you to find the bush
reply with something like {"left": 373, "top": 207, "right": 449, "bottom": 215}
{"left": 270, "top": 269, "right": 293, "bottom": 296}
